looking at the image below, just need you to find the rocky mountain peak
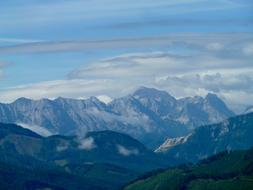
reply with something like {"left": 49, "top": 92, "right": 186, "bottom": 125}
{"left": 13, "top": 97, "right": 32, "bottom": 105}
{"left": 133, "top": 87, "right": 175, "bottom": 101}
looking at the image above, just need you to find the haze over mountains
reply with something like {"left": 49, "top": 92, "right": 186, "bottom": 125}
{"left": 0, "top": 87, "right": 234, "bottom": 148}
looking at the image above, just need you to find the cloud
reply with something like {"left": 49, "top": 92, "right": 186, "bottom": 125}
{"left": 159, "top": 73, "right": 253, "bottom": 93}
{"left": 0, "top": 38, "right": 42, "bottom": 44}
{"left": 17, "top": 122, "right": 53, "bottom": 137}
{"left": 78, "top": 137, "right": 97, "bottom": 150}
{"left": 105, "top": 18, "right": 253, "bottom": 31}
{"left": 117, "top": 144, "right": 139, "bottom": 156}
{"left": 0, "top": 37, "right": 165, "bottom": 54}
{"left": 0, "top": 0, "right": 237, "bottom": 29}
{"left": 154, "top": 72, "right": 253, "bottom": 113}
{"left": 0, "top": 33, "right": 251, "bottom": 54}
{"left": 0, "top": 36, "right": 194, "bottom": 54}
{"left": 0, "top": 0, "right": 251, "bottom": 56}
{"left": 0, "top": 46, "right": 253, "bottom": 108}
{"left": 0, "top": 79, "right": 132, "bottom": 103}
{"left": 70, "top": 52, "right": 252, "bottom": 81}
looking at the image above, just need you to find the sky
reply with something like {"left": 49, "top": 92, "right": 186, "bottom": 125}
{"left": 0, "top": 0, "right": 253, "bottom": 112}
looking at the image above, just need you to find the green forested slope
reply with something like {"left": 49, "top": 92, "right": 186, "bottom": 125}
{"left": 124, "top": 148, "right": 253, "bottom": 190}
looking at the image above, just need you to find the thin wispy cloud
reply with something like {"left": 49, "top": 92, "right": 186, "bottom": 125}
{"left": 0, "top": 38, "right": 42, "bottom": 44}
{"left": 105, "top": 18, "right": 253, "bottom": 30}
{"left": 1, "top": 0, "right": 252, "bottom": 39}
{"left": 0, "top": 33, "right": 252, "bottom": 54}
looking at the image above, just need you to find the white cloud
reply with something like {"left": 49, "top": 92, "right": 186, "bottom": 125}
{"left": 17, "top": 122, "right": 53, "bottom": 137}
{"left": 70, "top": 51, "right": 252, "bottom": 80}
{"left": 78, "top": 137, "right": 97, "bottom": 150}
{"left": 117, "top": 144, "right": 139, "bottom": 156}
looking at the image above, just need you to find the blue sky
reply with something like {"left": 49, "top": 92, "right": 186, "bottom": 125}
{"left": 0, "top": 0, "right": 253, "bottom": 111}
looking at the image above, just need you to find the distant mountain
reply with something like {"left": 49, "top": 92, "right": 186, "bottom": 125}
{"left": 0, "top": 87, "right": 234, "bottom": 148}
{"left": 157, "top": 112, "right": 253, "bottom": 163}
{"left": 175, "top": 92, "right": 234, "bottom": 129}
{"left": 0, "top": 122, "right": 166, "bottom": 171}
{"left": 0, "top": 122, "right": 169, "bottom": 189}
{"left": 124, "top": 148, "right": 253, "bottom": 190}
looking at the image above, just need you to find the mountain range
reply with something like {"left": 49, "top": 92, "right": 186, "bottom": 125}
{"left": 1, "top": 112, "right": 253, "bottom": 190}
{"left": 0, "top": 87, "right": 234, "bottom": 148}
{"left": 0, "top": 90, "right": 253, "bottom": 189}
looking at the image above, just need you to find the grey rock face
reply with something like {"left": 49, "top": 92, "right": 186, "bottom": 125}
{"left": 133, "top": 87, "right": 234, "bottom": 128}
